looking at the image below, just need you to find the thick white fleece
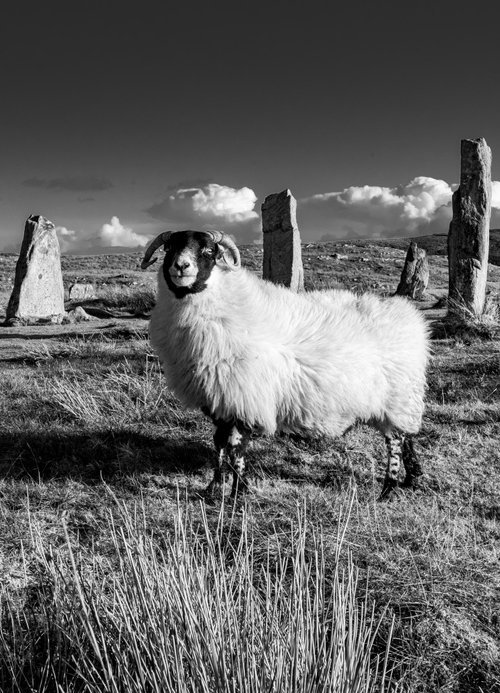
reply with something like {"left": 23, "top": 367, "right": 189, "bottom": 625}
{"left": 149, "top": 266, "right": 429, "bottom": 437}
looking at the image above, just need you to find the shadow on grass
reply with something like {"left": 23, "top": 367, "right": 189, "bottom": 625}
{"left": 0, "top": 425, "right": 435, "bottom": 500}
{"left": 66, "top": 299, "right": 151, "bottom": 320}
{"left": 252, "top": 455, "right": 368, "bottom": 489}
{"left": 0, "top": 322, "right": 148, "bottom": 342}
{"left": 0, "top": 429, "right": 213, "bottom": 486}
{"left": 249, "top": 433, "right": 376, "bottom": 491}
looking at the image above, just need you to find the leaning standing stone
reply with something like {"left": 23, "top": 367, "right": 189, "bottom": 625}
{"left": 395, "top": 241, "right": 429, "bottom": 300}
{"left": 448, "top": 138, "right": 491, "bottom": 317}
{"left": 262, "top": 189, "right": 304, "bottom": 291}
{"left": 6, "top": 215, "right": 65, "bottom": 322}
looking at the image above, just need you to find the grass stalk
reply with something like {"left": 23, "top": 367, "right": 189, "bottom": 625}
{"left": 0, "top": 497, "right": 392, "bottom": 692}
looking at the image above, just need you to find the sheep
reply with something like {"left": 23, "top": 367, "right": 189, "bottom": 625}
{"left": 141, "top": 229, "right": 430, "bottom": 500}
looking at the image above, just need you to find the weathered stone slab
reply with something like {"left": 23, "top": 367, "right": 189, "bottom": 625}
{"left": 69, "top": 282, "right": 97, "bottom": 301}
{"left": 262, "top": 189, "right": 304, "bottom": 291}
{"left": 6, "top": 215, "right": 65, "bottom": 321}
{"left": 448, "top": 138, "right": 491, "bottom": 316}
{"left": 395, "top": 241, "right": 429, "bottom": 300}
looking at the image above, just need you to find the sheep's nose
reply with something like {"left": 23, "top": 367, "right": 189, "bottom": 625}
{"left": 174, "top": 259, "right": 191, "bottom": 271}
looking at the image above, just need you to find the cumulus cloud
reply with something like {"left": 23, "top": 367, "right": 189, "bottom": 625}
{"left": 98, "top": 216, "right": 148, "bottom": 248}
{"left": 492, "top": 181, "right": 500, "bottom": 211}
{"left": 299, "top": 177, "right": 457, "bottom": 240}
{"left": 146, "top": 183, "right": 261, "bottom": 243}
{"left": 47, "top": 177, "right": 500, "bottom": 255}
{"left": 55, "top": 217, "right": 149, "bottom": 254}
{"left": 23, "top": 175, "right": 113, "bottom": 192}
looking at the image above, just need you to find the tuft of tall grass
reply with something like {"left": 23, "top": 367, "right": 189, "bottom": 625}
{"left": 0, "top": 498, "right": 395, "bottom": 693}
{"left": 44, "top": 356, "right": 185, "bottom": 428}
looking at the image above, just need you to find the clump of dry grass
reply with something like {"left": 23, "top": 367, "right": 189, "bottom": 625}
{"left": 20, "top": 333, "right": 151, "bottom": 363}
{"left": 98, "top": 284, "right": 156, "bottom": 314}
{"left": 445, "top": 294, "right": 500, "bottom": 339}
{"left": 0, "top": 498, "right": 394, "bottom": 693}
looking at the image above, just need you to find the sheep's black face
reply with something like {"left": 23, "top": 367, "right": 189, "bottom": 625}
{"left": 163, "top": 231, "right": 219, "bottom": 298}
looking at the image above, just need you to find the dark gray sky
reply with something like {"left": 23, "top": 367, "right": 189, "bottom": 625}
{"left": 2, "top": 0, "right": 500, "bottom": 251}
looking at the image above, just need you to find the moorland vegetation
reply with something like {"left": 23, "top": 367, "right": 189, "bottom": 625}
{"left": 0, "top": 238, "right": 499, "bottom": 692}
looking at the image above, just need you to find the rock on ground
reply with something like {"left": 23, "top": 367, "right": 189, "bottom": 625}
{"left": 64, "top": 307, "right": 93, "bottom": 323}
{"left": 69, "top": 283, "right": 97, "bottom": 301}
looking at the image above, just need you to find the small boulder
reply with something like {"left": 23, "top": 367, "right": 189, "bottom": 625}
{"left": 64, "top": 307, "right": 93, "bottom": 324}
{"left": 69, "top": 283, "right": 97, "bottom": 301}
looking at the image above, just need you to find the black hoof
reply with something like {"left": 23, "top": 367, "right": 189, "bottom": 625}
{"left": 401, "top": 469, "right": 423, "bottom": 488}
{"left": 378, "top": 478, "right": 398, "bottom": 501}
{"left": 401, "top": 474, "right": 416, "bottom": 489}
{"left": 411, "top": 463, "right": 424, "bottom": 478}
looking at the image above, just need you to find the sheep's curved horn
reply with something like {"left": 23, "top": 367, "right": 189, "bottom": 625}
{"left": 207, "top": 231, "right": 241, "bottom": 271}
{"left": 141, "top": 231, "right": 173, "bottom": 269}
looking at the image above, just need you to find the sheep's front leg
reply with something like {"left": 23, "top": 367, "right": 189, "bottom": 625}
{"left": 227, "top": 424, "right": 251, "bottom": 498}
{"left": 206, "top": 421, "right": 251, "bottom": 497}
{"left": 206, "top": 421, "right": 232, "bottom": 497}
{"left": 379, "top": 430, "right": 405, "bottom": 500}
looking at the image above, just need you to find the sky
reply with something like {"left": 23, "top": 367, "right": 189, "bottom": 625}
{"left": 1, "top": 0, "right": 500, "bottom": 253}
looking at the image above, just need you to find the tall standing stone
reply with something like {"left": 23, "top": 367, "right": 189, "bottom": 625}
{"left": 262, "top": 189, "right": 304, "bottom": 291}
{"left": 6, "top": 215, "right": 65, "bottom": 321}
{"left": 395, "top": 241, "right": 429, "bottom": 300}
{"left": 448, "top": 138, "right": 491, "bottom": 316}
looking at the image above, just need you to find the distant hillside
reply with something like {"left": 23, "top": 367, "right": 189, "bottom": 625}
{"left": 377, "top": 229, "right": 500, "bottom": 266}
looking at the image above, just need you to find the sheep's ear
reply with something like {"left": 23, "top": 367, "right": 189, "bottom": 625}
{"left": 215, "top": 247, "right": 239, "bottom": 271}
{"left": 215, "top": 246, "right": 226, "bottom": 265}
{"left": 214, "top": 244, "right": 241, "bottom": 271}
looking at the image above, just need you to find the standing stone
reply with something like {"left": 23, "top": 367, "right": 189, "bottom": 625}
{"left": 6, "top": 215, "right": 65, "bottom": 321}
{"left": 262, "top": 189, "right": 304, "bottom": 291}
{"left": 69, "top": 282, "right": 97, "bottom": 301}
{"left": 395, "top": 241, "right": 429, "bottom": 300}
{"left": 448, "top": 138, "right": 491, "bottom": 317}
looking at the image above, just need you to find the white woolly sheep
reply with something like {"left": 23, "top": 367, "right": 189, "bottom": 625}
{"left": 141, "top": 229, "right": 430, "bottom": 499}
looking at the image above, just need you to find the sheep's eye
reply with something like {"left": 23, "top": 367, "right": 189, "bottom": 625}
{"left": 201, "top": 247, "right": 214, "bottom": 257}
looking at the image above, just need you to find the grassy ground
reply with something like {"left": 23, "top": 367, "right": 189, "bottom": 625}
{"left": 0, "top": 240, "right": 499, "bottom": 691}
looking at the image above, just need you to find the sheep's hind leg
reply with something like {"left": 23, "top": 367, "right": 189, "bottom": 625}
{"left": 379, "top": 430, "right": 405, "bottom": 500}
{"left": 401, "top": 435, "right": 423, "bottom": 488}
